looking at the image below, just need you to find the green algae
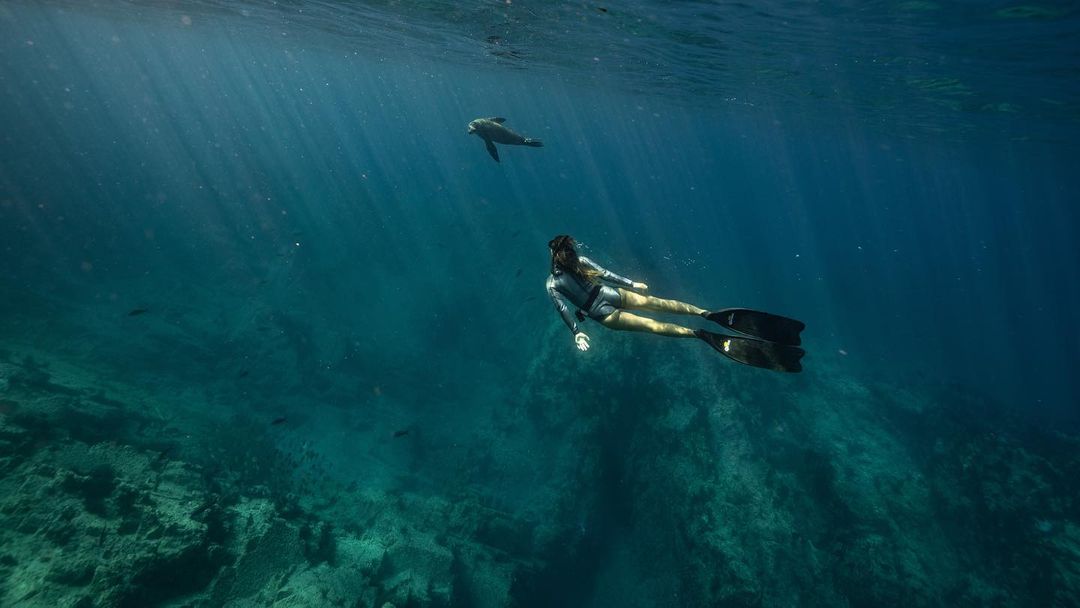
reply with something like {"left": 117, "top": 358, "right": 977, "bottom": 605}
{"left": 2, "top": 327, "right": 1079, "bottom": 606}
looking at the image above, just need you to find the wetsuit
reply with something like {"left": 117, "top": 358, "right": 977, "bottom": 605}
{"left": 546, "top": 256, "right": 634, "bottom": 335}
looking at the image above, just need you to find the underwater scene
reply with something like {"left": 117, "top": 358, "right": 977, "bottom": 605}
{"left": 1, "top": 1, "right": 1079, "bottom": 606}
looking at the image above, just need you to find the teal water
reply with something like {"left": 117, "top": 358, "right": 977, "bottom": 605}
{"left": 1, "top": 2, "right": 1079, "bottom": 607}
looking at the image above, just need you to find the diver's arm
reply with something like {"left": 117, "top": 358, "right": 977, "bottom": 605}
{"left": 579, "top": 256, "right": 645, "bottom": 291}
{"left": 547, "top": 276, "right": 581, "bottom": 335}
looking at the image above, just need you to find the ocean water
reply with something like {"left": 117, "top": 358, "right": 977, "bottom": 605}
{"left": 1, "top": 2, "right": 1079, "bottom": 607}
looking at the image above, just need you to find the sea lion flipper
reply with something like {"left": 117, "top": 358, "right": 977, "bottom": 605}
{"left": 489, "top": 117, "right": 507, "bottom": 123}
{"left": 484, "top": 139, "right": 500, "bottom": 162}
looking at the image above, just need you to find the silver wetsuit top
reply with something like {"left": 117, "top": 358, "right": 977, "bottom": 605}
{"left": 546, "top": 256, "right": 634, "bottom": 335}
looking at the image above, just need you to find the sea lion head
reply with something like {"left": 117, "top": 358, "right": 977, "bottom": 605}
{"left": 467, "top": 119, "right": 480, "bottom": 135}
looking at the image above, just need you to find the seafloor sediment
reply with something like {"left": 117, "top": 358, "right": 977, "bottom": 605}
{"left": 1, "top": 327, "right": 1078, "bottom": 607}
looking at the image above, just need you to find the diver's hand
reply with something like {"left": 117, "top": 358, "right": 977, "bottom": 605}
{"left": 574, "top": 332, "right": 591, "bottom": 351}
{"left": 632, "top": 282, "right": 649, "bottom": 293}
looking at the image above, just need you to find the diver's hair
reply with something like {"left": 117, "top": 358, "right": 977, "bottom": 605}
{"left": 548, "top": 235, "right": 600, "bottom": 282}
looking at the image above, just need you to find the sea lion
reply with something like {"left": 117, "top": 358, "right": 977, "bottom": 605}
{"left": 467, "top": 117, "right": 543, "bottom": 163}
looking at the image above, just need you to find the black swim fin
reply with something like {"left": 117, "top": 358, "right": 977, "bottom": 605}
{"left": 694, "top": 329, "right": 804, "bottom": 373}
{"left": 705, "top": 308, "right": 805, "bottom": 346}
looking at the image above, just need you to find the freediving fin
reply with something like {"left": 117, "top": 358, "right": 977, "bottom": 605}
{"left": 705, "top": 308, "right": 805, "bottom": 346}
{"left": 695, "top": 330, "right": 804, "bottom": 373}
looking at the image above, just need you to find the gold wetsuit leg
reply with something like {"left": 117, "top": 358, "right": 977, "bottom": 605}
{"left": 599, "top": 310, "right": 696, "bottom": 338}
{"left": 618, "top": 289, "right": 706, "bottom": 316}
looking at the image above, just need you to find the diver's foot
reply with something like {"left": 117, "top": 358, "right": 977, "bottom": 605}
{"left": 704, "top": 308, "right": 804, "bottom": 346}
{"left": 694, "top": 328, "right": 720, "bottom": 349}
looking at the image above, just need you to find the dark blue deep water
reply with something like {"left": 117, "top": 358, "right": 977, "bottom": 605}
{"left": 1, "top": 2, "right": 1079, "bottom": 607}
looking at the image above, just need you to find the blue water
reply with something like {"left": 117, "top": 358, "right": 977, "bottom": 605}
{"left": 1, "top": 2, "right": 1079, "bottom": 606}
{"left": 4, "top": 1, "right": 1078, "bottom": 412}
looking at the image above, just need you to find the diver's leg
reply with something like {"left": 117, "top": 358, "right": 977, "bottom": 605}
{"left": 619, "top": 289, "right": 706, "bottom": 316}
{"left": 599, "top": 310, "right": 696, "bottom": 338}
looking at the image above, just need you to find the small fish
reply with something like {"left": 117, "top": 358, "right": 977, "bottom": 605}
{"left": 128, "top": 308, "right": 149, "bottom": 316}
{"left": 238, "top": 370, "right": 249, "bottom": 378}
{"left": 597, "top": 7, "right": 608, "bottom": 13}
{"left": 271, "top": 416, "right": 287, "bottom": 426}
{"left": 393, "top": 429, "right": 410, "bottom": 438}
{"left": 515, "top": 268, "right": 523, "bottom": 277}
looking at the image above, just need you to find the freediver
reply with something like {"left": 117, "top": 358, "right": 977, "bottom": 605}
{"left": 545, "top": 235, "right": 806, "bottom": 372}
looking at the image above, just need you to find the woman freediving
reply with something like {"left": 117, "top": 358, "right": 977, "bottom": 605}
{"left": 545, "top": 235, "right": 806, "bottom": 372}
